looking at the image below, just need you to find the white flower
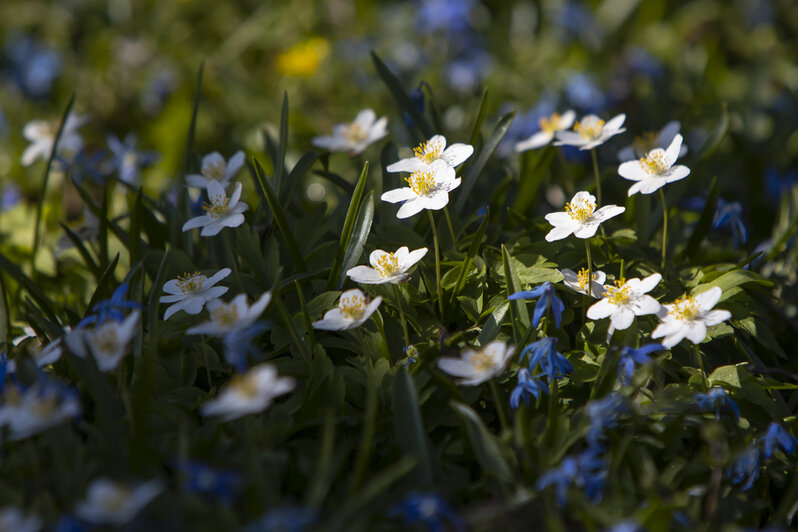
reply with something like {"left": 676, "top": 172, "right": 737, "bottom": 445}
{"left": 437, "top": 341, "right": 515, "bottom": 386}
{"left": 312, "top": 109, "right": 388, "bottom": 155}
{"left": 618, "top": 134, "right": 690, "bottom": 196}
{"left": 65, "top": 311, "right": 140, "bottom": 372}
{"left": 75, "top": 478, "right": 163, "bottom": 526}
{"left": 159, "top": 268, "right": 231, "bottom": 320}
{"left": 182, "top": 180, "right": 249, "bottom": 237}
{"left": 651, "top": 286, "right": 732, "bottom": 348}
{"left": 0, "top": 507, "right": 42, "bottom": 532}
{"left": 186, "top": 151, "right": 245, "bottom": 189}
{"left": 554, "top": 113, "right": 626, "bottom": 150}
{"left": 386, "top": 134, "right": 474, "bottom": 173}
{"left": 21, "top": 114, "right": 87, "bottom": 166}
{"left": 201, "top": 363, "right": 295, "bottom": 421}
{"left": 558, "top": 267, "right": 606, "bottom": 298}
{"left": 381, "top": 159, "right": 461, "bottom": 219}
{"left": 0, "top": 383, "right": 81, "bottom": 441}
{"left": 587, "top": 274, "right": 662, "bottom": 335}
{"left": 347, "top": 246, "right": 428, "bottom": 284}
{"left": 186, "top": 292, "right": 272, "bottom": 337}
{"left": 6, "top": 335, "right": 65, "bottom": 373}
{"left": 515, "top": 110, "right": 577, "bottom": 152}
{"left": 544, "top": 191, "right": 625, "bottom": 241}
{"left": 617, "top": 120, "right": 686, "bottom": 162}
{"left": 312, "top": 289, "right": 382, "bottom": 331}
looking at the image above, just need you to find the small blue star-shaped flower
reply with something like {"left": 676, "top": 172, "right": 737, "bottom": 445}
{"left": 695, "top": 386, "right": 740, "bottom": 421}
{"left": 509, "top": 282, "right": 565, "bottom": 329}
{"left": 760, "top": 422, "right": 798, "bottom": 459}
{"left": 520, "top": 337, "right": 573, "bottom": 381}
{"left": 509, "top": 368, "right": 549, "bottom": 409}
{"left": 617, "top": 344, "right": 664, "bottom": 385}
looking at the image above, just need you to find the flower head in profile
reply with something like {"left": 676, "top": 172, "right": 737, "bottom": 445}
{"left": 545, "top": 191, "right": 625, "bottom": 241}
{"left": 381, "top": 160, "right": 461, "bottom": 219}
{"left": 558, "top": 267, "right": 606, "bottom": 299}
{"left": 312, "top": 289, "right": 382, "bottom": 331}
{"left": 515, "top": 110, "right": 576, "bottom": 152}
{"left": 187, "top": 292, "right": 272, "bottom": 337}
{"left": 713, "top": 199, "right": 748, "bottom": 249}
{"left": 78, "top": 283, "right": 142, "bottom": 327}
{"left": 554, "top": 113, "right": 626, "bottom": 150}
{"left": 617, "top": 344, "right": 664, "bottom": 385}
{"left": 386, "top": 134, "right": 474, "bottom": 173}
{"left": 159, "top": 268, "right": 230, "bottom": 320}
{"left": 182, "top": 181, "right": 249, "bottom": 237}
{"left": 585, "top": 393, "right": 627, "bottom": 448}
{"left": 508, "top": 282, "right": 565, "bottom": 329}
{"left": 312, "top": 109, "right": 388, "bottom": 156}
{"left": 186, "top": 151, "right": 245, "bottom": 190}
{"left": 510, "top": 368, "right": 548, "bottom": 409}
{"left": 75, "top": 478, "right": 162, "bottom": 526}
{"left": 6, "top": 334, "right": 66, "bottom": 374}
{"left": 437, "top": 341, "right": 515, "bottom": 386}
{"left": 536, "top": 448, "right": 607, "bottom": 506}
{"left": 728, "top": 445, "right": 760, "bottom": 491}
{"left": 695, "top": 386, "right": 739, "bottom": 420}
{"left": 587, "top": 274, "right": 661, "bottom": 337}
{"left": 66, "top": 311, "right": 140, "bottom": 372}
{"left": 0, "top": 507, "right": 42, "bottom": 532}
{"left": 0, "top": 379, "right": 81, "bottom": 440}
{"left": 651, "top": 286, "right": 731, "bottom": 348}
{"left": 201, "top": 363, "right": 294, "bottom": 421}
{"left": 106, "top": 133, "right": 158, "bottom": 185}
{"left": 520, "top": 337, "right": 573, "bottom": 381}
{"left": 618, "top": 134, "right": 690, "bottom": 196}
{"left": 617, "top": 120, "right": 686, "bottom": 162}
{"left": 347, "top": 246, "right": 428, "bottom": 284}
{"left": 388, "top": 492, "right": 465, "bottom": 532}
{"left": 760, "top": 423, "right": 798, "bottom": 459}
{"left": 21, "top": 113, "right": 87, "bottom": 166}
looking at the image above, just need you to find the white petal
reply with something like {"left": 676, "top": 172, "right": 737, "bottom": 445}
{"left": 664, "top": 134, "right": 683, "bottom": 166}
{"left": 225, "top": 151, "right": 246, "bottom": 180}
{"left": 441, "top": 144, "right": 474, "bottom": 167}
{"left": 545, "top": 225, "right": 576, "bottom": 242}
{"left": 591, "top": 205, "right": 625, "bottom": 223}
{"left": 182, "top": 216, "right": 212, "bottom": 231}
{"left": 553, "top": 131, "right": 584, "bottom": 147}
{"left": 205, "top": 268, "right": 232, "bottom": 287}
{"left": 199, "top": 222, "right": 224, "bottom": 237}
{"left": 693, "top": 286, "right": 722, "bottom": 311}
{"left": 400, "top": 248, "right": 428, "bottom": 270}
{"left": 186, "top": 174, "right": 209, "bottom": 188}
{"left": 560, "top": 110, "right": 577, "bottom": 129}
{"left": 312, "top": 135, "right": 348, "bottom": 151}
{"left": 544, "top": 211, "right": 574, "bottom": 225}
{"left": 396, "top": 199, "right": 426, "bottom": 219}
{"left": 163, "top": 301, "right": 188, "bottom": 320}
{"left": 665, "top": 165, "right": 690, "bottom": 183}
{"left": 515, "top": 131, "right": 553, "bottom": 152}
{"left": 220, "top": 213, "right": 246, "bottom": 229}
{"left": 684, "top": 322, "right": 708, "bottom": 344}
{"left": 603, "top": 114, "right": 626, "bottom": 134}
{"left": 572, "top": 222, "right": 600, "bottom": 239}
{"left": 159, "top": 294, "right": 187, "bottom": 303}
{"left": 381, "top": 187, "right": 416, "bottom": 203}
{"left": 638, "top": 178, "right": 666, "bottom": 195}
{"left": 638, "top": 273, "right": 662, "bottom": 293}
{"left": 618, "top": 161, "right": 647, "bottom": 181}
{"left": 610, "top": 308, "right": 635, "bottom": 330}
{"left": 162, "top": 279, "right": 183, "bottom": 294}
{"left": 354, "top": 109, "right": 377, "bottom": 129}
{"left": 201, "top": 286, "right": 228, "bottom": 302}
{"left": 627, "top": 182, "right": 644, "bottom": 196}
{"left": 386, "top": 158, "right": 426, "bottom": 173}
{"left": 346, "top": 266, "right": 387, "bottom": 284}
{"left": 587, "top": 299, "right": 616, "bottom": 319}
{"left": 419, "top": 190, "right": 450, "bottom": 211}
{"left": 633, "top": 295, "right": 661, "bottom": 316}
{"left": 437, "top": 358, "right": 478, "bottom": 378}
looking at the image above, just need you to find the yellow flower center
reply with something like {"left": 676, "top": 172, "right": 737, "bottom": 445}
{"left": 632, "top": 131, "right": 659, "bottom": 156}
{"left": 102, "top": 485, "right": 132, "bottom": 513}
{"left": 413, "top": 139, "right": 443, "bottom": 163}
{"left": 342, "top": 122, "right": 367, "bottom": 144}
{"left": 577, "top": 268, "right": 598, "bottom": 291}
{"left": 212, "top": 304, "right": 239, "bottom": 328}
{"left": 3, "top": 387, "right": 22, "bottom": 406}
{"left": 339, "top": 293, "right": 366, "bottom": 321}
{"left": 203, "top": 194, "right": 231, "bottom": 219}
{"left": 32, "top": 396, "right": 59, "bottom": 420}
{"left": 374, "top": 253, "right": 399, "bottom": 278}
{"left": 539, "top": 113, "right": 563, "bottom": 134}
{"left": 670, "top": 295, "right": 700, "bottom": 321}
{"left": 406, "top": 170, "right": 436, "bottom": 196}
{"left": 470, "top": 350, "right": 495, "bottom": 373}
{"left": 176, "top": 271, "right": 206, "bottom": 294}
{"left": 565, "top": 196, "right": 596, "bottom": 222}
{"left": 603, "top": 279, "right": 631, "bottom": 305}
{"left": 231, "top": 373, "right": 260, "bottom": 398}
{"left": 574, "top": 118, "right": 605, "bottom": 141}
{"left": 203, "top": 160, "right": 226, "bottom": 180}
{"left": 639, "top": 150, "right": 668, "bottom": 175}
{"left": 91, "top": 327, "right": 120, "bottom": 356}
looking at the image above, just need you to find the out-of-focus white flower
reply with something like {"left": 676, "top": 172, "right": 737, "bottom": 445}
{"left": 381, "top": 159, "right": 460, "bottom": 219}
{"left": 347, "top": 246, "right": 428, "bottom": 284}
{"left": 0, "top": 382, "right": 81, "bottom": 441}
{"left": 544, "top": 191, "right": 625, "bottom": 241}
{"left": 312, "top": 289, "right": 382, "bottom": 331}
{"left": 587, "top": 274, "right": 662, "bottom": 336}
{"left": 558, "top": 268, "right": 606, "bottom": 298}
{"left": 182, "top": 181, "right": 249, "bottom": 237}
{"left": 186, "top": 292, "right": 272, "bottom": 337}
{"left": 6, "top": 335, "right": 66, "bottom": 373}
{"left": 437, "top": 341, "right": 515, "bottom": 386}
{"left": 515, "top": 111, "right": 576, "bottom": 152}
{"left": 159, "top": 268, "right": 231, "bottom": 320}
{"left": 618, "top": 134, "right": 690, "bottom": 196}
{"left": 651, "top": 286, "right": 732, "bottom": 348}
{"left": 21, "top": 113, "right": 87, "bottom": 166}
{"left": 617, "top": 120, "right": 686, "bottom": 162}
{"left": 201, "top": 363, "right": 295, "bottom": 421}
{"left": 65, "top": 311, "right": 140, "bottom": 372}
{"left": 312, "top": 109, "right": 388, "bottom": 155}
{"left": 75, "top": 478, "right": 163, "bottom": 526}
{"left": 386, "top": 134, "right": 473, "bottom": 173}
{"left": 186, "top": 151, "right": 245, "bottom": 190}
{"left": 0, "top": 507, "right": 42, "bottom": 532}
{"left": 554, "top": 113, "right": 626, "bottom": 150}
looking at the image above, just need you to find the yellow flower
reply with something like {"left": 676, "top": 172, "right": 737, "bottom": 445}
{"left": 276, "top": 38, "right": 329, "bottom": 77}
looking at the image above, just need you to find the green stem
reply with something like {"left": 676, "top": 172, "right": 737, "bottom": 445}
{"left": 694, "top": 343, "right": 708, "bottom": 385}
{"left": 584, "top": 239, "right": 593, "bottom": 318}
{"left": 489, "top": 379, "right": 509, "bottom": 434}
{"left": 590, "top": 149, "right": 602, "bottom": 205}
{"left": 223, "top": 230, "right": 245, "bottom": 292}
{"left": 443, "top": 206, "right": 458, "bottom": 250}
{"left": 393, "top": 284, "right": 410, "bottom": 347}
{"left": 659, "top": 188, "right": 668, "bottom": 272}
{"left": 556, "top": 148, "right": 575, "bottom": 195}
{"left": 427, "top": 210, "right": 444, "bottom": 317}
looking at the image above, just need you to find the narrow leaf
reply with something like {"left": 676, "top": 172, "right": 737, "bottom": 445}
{"left": 451, "top": 401, "right": 514, "bottom": 483}
{"left": 327, "top": 162, "right": 369, "bottom": 290}
{"left": 392, "top": 368, "right": 433, "bottom": 485}
{"left": 371, "top": 51, "right": 433, "bottom": 138}
{"left": 338, "top": 192, "right": 374, "bottom": 289}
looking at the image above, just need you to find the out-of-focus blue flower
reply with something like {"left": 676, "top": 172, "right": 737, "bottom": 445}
{"left": 617, "top": 344, "right": 664, "bottom": 385}
{"left": 141, "top": 68, "right": 178, "bottom": 115}
{"left": 388, "top": 492, "right": 465, "bottom": 532}
{"left": 713, "top": 198, "right": 747, "bottom": 249}
{"left": 520, "top": 337, "right": 573, "bottom": 381}
{"left": 565, "top": 73, "right": 606, "bottom": 113}
{"left": 1, "top": 184, "right": 21, "bottom": 211}
{"left": 242, "top": 506, "right": 317, "bottom": 532}
{"left": 605, "top": 521, "right": 647, "bottom": 532}
{"left": 403, "top": 86, "right": 426, "bottom": 131}
{"left": 3, "top": 35, "right": 62, "bottom": 98}
{"left": 585, "top": 394, "right": 627, "bottom": 449}
{"left": 728, "top": 445, "right": 760, "bottom": 491}
{"left": 416, "top": 0, "right": 475, "bottom": 34}
{"left": 223, "top": 322, "right": 269, "bottom": 372}
{"left": 765, "top": 167, "right": 798, "bottom": 204}
{"left": 554, "top": 2, "right": 603, "bottom": 47}
{"left": 60, "top": 149, "right": 108, "bottom": 185}
{"left": 509, "top": 282, "right": 565, "bottom": 329}
{"left": 536, "top": 448, "right": 607, "bottom": 506}
{"left": 695, "top": 387, "right": 740, "bottom": 421}
{"left": 175, "top": 460, "right": 240, "bottom": 502}
{"left": 107, "top": 134, "right": 159, "bottom": 185}
{"left": 625, "top": 48, "right": 665, "bottom": 80}
{"left": 446, "top": 51, "right": 492, "bottom": 93}
{"left": 510, "top": 368, "right": 548, "bottom": 409}
{"left": 760, "top": 422, "right": 798, "bottom": 459}
{"left": 54, "top": 515, "right": 87, "bottom": 532}
{"left": 78, "top": 283, "right": 144, "bottom": 327}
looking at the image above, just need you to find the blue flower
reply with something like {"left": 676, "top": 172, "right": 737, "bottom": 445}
{"left": 107, "top": 134, "right": 159, "bottom": 185}
{"left": 175, "top": 460, "right": 240, "bottom": 502}
{"left": 60, "top": 149, "right": 108, "bottom": 185}
{"left": 242, "top": 506, "right": 317, "bottom": 532}
{"left": 536, "top": 448, "right": 607, "bottom": 506}
{"left": 508, "top": 282, "right": 565, "bottom": 329}
{"left": 585, "top": 394, "right": 627, "bottom": 449}
{"left": 403, "top": 86, "right": 426, "bottom": 131}
{"left": 713, "top": 198, "right": 747, "bottom": 249}
{"left": 446, "top": 51, "right": 492, "bottom": 93}
{"left": 760, "top": 422, "right": 798, "bottom": 459}
{"left": 78, "top": 283, "right": 144, "bottom": 327}
{"left": 605, "top": 521, "right": 647, "bottom": 532}
{"left": 728, "top": 445, "right": 760, "bottom": 491}
{"left": 695, "top": 387, "right": 740, "bottom": 421}
{"left": 54, "top": 515, "right": 87, "bottom": 532}
{"left": 509, "top": 368, "right": 548, "bottom": 409}
{"left": 520, "top": 337, "right": 573, "bottom": 381}
{"left": 765, "top": 167, "right": 798, "bottom": 204}
{"left": 223, "top": 322, "right": 270, "bottom": 372}
{"left": 3, "top": 35, "right": 62, "bottom": 98}
{"left": 415, "top": 0, "right": 475, "bottom": 34}
{"left": 616, "top": 344, "right": 664, "bottom": 386}
{"left": 0, "top": 184, "right": 21, "bottom": 211}
{"left": 565, "top": 72, "right": 606, "bottom": 113}
{"left": 388, "top": 492, "right": 465, "bottom": 532}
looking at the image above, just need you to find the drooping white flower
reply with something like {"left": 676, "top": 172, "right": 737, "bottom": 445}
{"left": 75, "top": 478, "right": 163, "bottom": 526}
{"left": 0, "top": 507, "right": 43, "bottom": 532}
{"left": 312, "top": 289, "right": 382, "bottom": 331}
{"left": 201, "top": 363, "right": 295, "bottom": 421}
{"left": 186, "top": 292, "right": 272, "bottom": 337}
{"left": 186, "top": 151, "right": 245, "bottom": 189}
{"left": 381, "top": 159, "right": 460, "bottom": 219}
{"left": 0, "top": 382, "right": 81, "bottom": 441}
{"left": 544, "top": 191, "right": 625, "bottom": 241}
{"left": 182, "top": 180, "right": 249, "bottom": 237}
{"left": 587, "top": 274, "right": 662, "bottom": 336}
{"left": 617, "top": 120, "right": 686, "bottom": 162}
{"left": 312, "top": 109, "right": 388, "bottom": 155}
{"left": 65, "top": 311, "right": 140, "bottom": 372}
{"left": 347, "top": 246, "right": 428, "bottom": 284}
{"left": 554, "top": 113, "right": 626, "bottom": 150}
{"left": 515, "top": 110, "right": 577, "bottom": 152}
{"left": 386, "top": 134, "right": 474, "bottom": 173}
{"left": 437, "top": 341, "right": 515, "bottom": 386}
{"left": 159, "top": 268, "right": 231, "bottom": 320}
{"left": 21, "top": 114, "right": 87, "bottom": 166}
{"left": 558, "top": 268, "right": 606, "bottom": 299}
{"left": 618, "top": 134, "right": 690, "bottom": 196}
{"left": 6, "top": 335, "right": 66, "bottom": 373}
{"left": 651, "top": 286, "right": 732, "bottom": 348}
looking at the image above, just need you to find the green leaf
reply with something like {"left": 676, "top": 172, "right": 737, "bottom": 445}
{"left": 371, "top": 51, "right": 433, "bottom": 138}
{"left": 450, "top": 401, "right": 514, "bottom": 483}
{"left": 84, "top": 253, "right": 120, "bottom": 319}
{"left": 691, "top": 270, "right": 773, "bottom": 299}
{"left": 468, "top": 88, "right": 489, "bottom": 147}
{"left": 59, "top": 222, "right": 100, "bottom": 279}
{"left": 513, "top": 146, "right": 556, "bottom": 214}
{"left": 698, "top": 104, "right": 729, "bottom": 162}
{"left": 392, "top": 367, "right": 433, "bottom": 485}
{"left": 280, "top": 150, "right": 320, "bottom": 205}
{"left": 451, "top": 209, "right": 489, "bottom": 301}
{"left": 0, "top": 252, "right": 59, "bottom": 325}
{"left": 680, "top": 176, "right": 718, "bottom": 260}
{"left": 0, "top": 272, "right": 10, "bottom": 351}
{"left": 338, "top": 191, "right": 374, "bottom": 290}
{"left": 478, "top": 300, "right": 509, "bottom": 346}
{"left": 327, "top": 162, "right": 369, "bottom": 290}
{"left": 502, "top": 244, "right": 530, "bottom": 345}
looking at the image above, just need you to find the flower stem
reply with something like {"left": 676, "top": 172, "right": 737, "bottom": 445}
{"left": 659, "top": 188, "right": 668, "bottom": 272}
{"left": 427, "top": 210, "right": 445, "bottom": 317}
{"left": 393, "top": 284, "right": 411, "bottom": 348}
{"left": 223, "top": 230, "right": 245, "bottom": 292}
{"left": 694, "top": 343, "right": 708, "bottom": 385}
{"left": 489, "top": 379, "right": 509, "bottom": 434}
{"left": 584, "top": 238, "right": 593, "bottom": 323}
{"left": 444, "top": 206, "right": 458, "bottom": 249}
{"left": 556, "top": 148, "right": 575, "bottom": 195}
{"left": 591, "top": 149, "right": 602, "bottom": 205}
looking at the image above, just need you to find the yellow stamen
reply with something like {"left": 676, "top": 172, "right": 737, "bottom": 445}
{"left": 470, "top": 350, "right": 495, "bottom": 373}
{"left": 603, "top": 279, "right": 631, "bottom": 305}
{"left": 342, "top": 122, "right": 366, "bottom": 144}
{"left": 632, "top": 131, "right": 659, "bottom": 156}
{"left": 574, "top": 118, "right": 605, "bottom": 141}
{"left": 670, "top": 295, "right": 700, "bottom": 321}
{"left": 339, "top": 292, "right": 366, "bottom": 321}
{"left": 203, "top": 195, "right": 231, "bottom": 218}
{"left": 374, "top": 252, "right": 399, "bottom": 278}
{"left": 212, "top": 304, "right": 240, "bottom": 328}
{"left": 565, "top": 196, "right": 596, "bottom": 222}
{"left": 577, "top": 268, "right": 598, "bottom": 291}
{"left": 539, "top": 113, "right": 562, "bottom": 134}
{"left": 639, "top": 150, "right": 668, "bottom": 175}
{"left": 91, "top": 327, "right": 120, "bottom": 356}
{"left": 406, "top": 170, "right": 436, "bottom": 196}
{"left": 176, "top": 271, "right": 206, "bottom": 294}
{"left": 413, "top": 139, "right": 443, "bottom": 163}
{"left": 231, "top": 373, "right": 260, "bottom": 398}
{"left": 203, "top": 160, "right": 226, "bottom": 180}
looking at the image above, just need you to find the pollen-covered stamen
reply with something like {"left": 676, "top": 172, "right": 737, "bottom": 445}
{"left": 203, "top": 194, "right": 231, "bottom": 218}
{"left": 640, "top": 149, "right": 668, "bottom": 175}
{"left": 603, "top": 279, "right": 631, "bottom": 305}
{"left": 91, "top": 327, "right": 120, "bottom": 356}
{"left": 342, "top": 122, "right": 366, "bottom": 143}
{"left": 413, "top": 140, "right": 443, "bottom": 163}
{"left": 374, "top": 253, "right": 399, "bottom": 278}
{"left": 670, "top": 295, "right": 700, "bottom": 321}
{"left": 176, "top": 271, "right": 206, "bottom": 294}
{"left": 203, "top": 160, "right": 227, "bottom": 180}
{"left": 339, "top": 293, "right": 366, "bottom": 320}
{"left": 574, "top": 118, "right": 605, "bottom": 140}
{"left": 632, "top": 131, "right": 659, "bottom": 156}
{"left": 565, "top": 196, "right": 596, "bottom": 222}
{"left": 539, "top": 113, "right": 563, "bottom": 134}
{"left": 406, "top": 170, "right": 436, "bottom": 196}
{"left": 212, "top": 305, "right": 239, "bottom": 328}
{"left": 230, "top": 373, "right": 260, "bottom": 398}
{"left": 470, "top": 350, "right": 495, "bottom": 373}
{"left": 577, "top": 268, "right": 598, "bottom": 291}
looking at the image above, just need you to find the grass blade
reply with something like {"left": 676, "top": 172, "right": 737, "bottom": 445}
{"left": 0, "top": 252, "right": 59, "bottom": 324}
{"left": 280, "top": 150, "right": 319, "bottom": 205}
{"left": 451, "top": 209, "right": 489, "bottom": 301}
{"left": 327, "top": 162, "right": 369, "bottom": 290}
{"left": 275, "top": 91, "right": 289, "bottom": 197}
{"left": 680, "top": 176, "right": 718, "bottom": 260}
{"left": 59, "top": 222, "right": 100, "bottom": 279}
{"left": 83, "top": 253, "right": 120, "bottom": 320}
{"left": 392, "top": 367, "right": 433, "bottom": 485}
{"left": 337, "top": 191, "right": 374, "bottom": 290}
{"left": 451, "top": 401, "right": 514, "bottom": 484}
{"left": 502, "top": 244, "right": 530, "bottom": 345}
{"left": 468, "top": 88, "right": 489, "bottom": 147}
{"left": 371, "top": 51, "right": 433, "bottom": 138}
